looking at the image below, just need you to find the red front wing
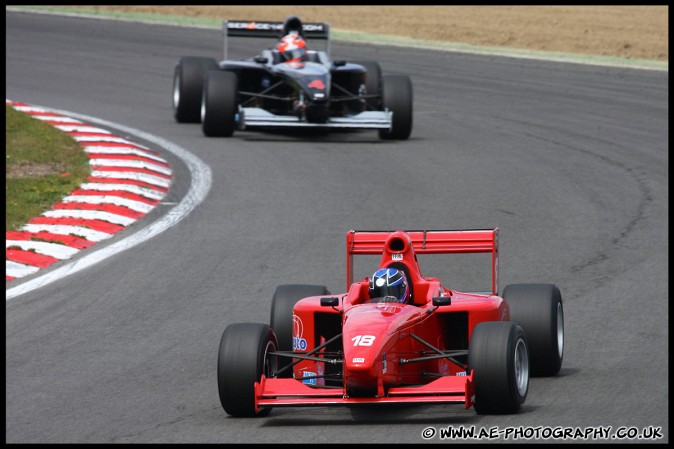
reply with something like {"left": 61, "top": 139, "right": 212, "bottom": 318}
{"left": 255, "top": 373, "right": 474, "bottom": 411}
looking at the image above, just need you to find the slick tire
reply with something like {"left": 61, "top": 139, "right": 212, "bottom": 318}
{"left": 173, "top": 57, "right": 218, "bottom": 123}
{"left": 270, "top": 285, "right": 331, "bottom": 377}
{"left": 469, "top": 321, "right": 529, "bottom": 415}
{"left": 217, "top": 323, "right": 278, "bottom": 417}
{"left": 503, "top": 283, "right": 564, "bottom": 377}
{"left": 379, "top": 74, "right": 413, "bottom": 140}
{"left": 201, "top": 70, "right": 238, "bottom": 137}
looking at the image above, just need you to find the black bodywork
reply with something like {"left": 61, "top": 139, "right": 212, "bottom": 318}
{"left": 221, "top": 54, "right": 372, "bottom": 123}
{"left": 173, "top": 16, "right": 411, "bottom": 138}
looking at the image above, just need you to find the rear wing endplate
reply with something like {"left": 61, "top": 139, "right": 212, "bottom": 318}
{"left": 222, "top": 20, "right": 331, "bottom": 60}
{"left": 346, "top": 229, "right": 499, "bottom": 295}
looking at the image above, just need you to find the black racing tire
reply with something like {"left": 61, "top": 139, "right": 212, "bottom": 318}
{"left": 352, "top": 60, "right": 381, "bottom": 110}
{"left": 173, "top": 57, "right": 218, "bottom": 123}
{"left": 270, "top": 284, "right": 331, "bottom": 377}
{"left": 503, "top": 283, "right": 564, "bottom": 377}
{"left": 468, "top": 321, "right": 529, "bottom": 415}
{"left": 217, "top": 322, "right": 278, "bottom": 417}
{"left": 379, "top": 74, "right": 413, "bottom": 140}
{"left": 201, "top": 70, "right": 238, "bottom": 137}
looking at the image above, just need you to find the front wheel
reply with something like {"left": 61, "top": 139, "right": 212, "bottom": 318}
{"left": 217, "top": 323, "right": 278, "bottom": 417}
{"left": 379, "top": 74, "right": 413, "bottom": 140}
{"left": 469, "top": 321, "right": 529, "bottom": 414}
{"left": 202, "top": 70, "right": 238, "bottom": 137}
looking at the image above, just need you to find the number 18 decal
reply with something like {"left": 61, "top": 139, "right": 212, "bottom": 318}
{"left": 352, "top": 335, "right": 375, "bottom": 346}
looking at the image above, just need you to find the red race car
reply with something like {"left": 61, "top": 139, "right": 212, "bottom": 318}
{"left": 217, "top": 229, "right": 564, "bottom": 416}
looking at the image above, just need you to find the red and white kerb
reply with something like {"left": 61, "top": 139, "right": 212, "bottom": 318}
{"left": 6, "top": 100, "right": 173, "bottom": 281}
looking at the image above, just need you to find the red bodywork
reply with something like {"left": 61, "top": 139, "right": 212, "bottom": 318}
{"left": 255, "top": 229, "right": 509, "bottom": 411}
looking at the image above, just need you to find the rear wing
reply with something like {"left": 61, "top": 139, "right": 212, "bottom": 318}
{"left": 222, "top": 20, "right": 331, "bottom": 60}
{"left": 346, "top": 229, "right": 499, "bottom": 295}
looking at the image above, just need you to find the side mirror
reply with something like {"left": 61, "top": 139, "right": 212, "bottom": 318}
{"left": 432, "top": 296, "right": 451, "bottom": 307}
{"left": 320, "top": 297, "right": 339, "bottom": 307}
{"left": 333, "top": 60, "right": 346, "bottom": 67}
{"left": 254, "top": 56, "right": 268, "bottom": 64}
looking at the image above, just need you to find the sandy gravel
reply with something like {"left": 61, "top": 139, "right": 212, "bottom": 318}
{"left": 67, "top": 5, "right": 668, "bottom": 61}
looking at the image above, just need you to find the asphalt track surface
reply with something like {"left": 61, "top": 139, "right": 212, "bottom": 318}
{"left": 5, "top": 11, "right": 668, "bottom": 444}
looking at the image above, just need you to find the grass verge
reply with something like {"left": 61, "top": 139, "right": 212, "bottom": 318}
{"left": 5, "top": 105, "right": 90, "bottom": 231}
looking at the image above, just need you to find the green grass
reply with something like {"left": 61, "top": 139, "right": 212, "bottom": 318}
{"left": 5, "top": 105, "right": 90, "bottom": 231}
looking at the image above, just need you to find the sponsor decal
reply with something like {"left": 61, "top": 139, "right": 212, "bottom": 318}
{"left": 292, "top": 315, "right": 308, "bottom": 351}
{"left": 352, "top": 357, "right": 365, "bottom": 363}
{"left": 302, "top": 371, "right": 317, "bottom": 385}
{"left": 302, "top": 24, "right": 326, "bottom": 32}
{"left": 227, "top": 22, "right": 325, "bottom": 32}
{"left": 308, "top": 79, "right": 325, "bottom": 90}
{"left": 382, "top": 353, "right": 387, "bottom": 373}
{"left": 457, "top": 371, "right": 467, "bottom": 376}
{"left": 392, "top": 253, "right": 403, "bottom": 261}
{"left": 228, "top": 21, "right": 282, "bottom": 31}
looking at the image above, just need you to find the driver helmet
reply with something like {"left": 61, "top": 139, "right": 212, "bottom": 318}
{"left": 369, "top": 268, "right": 410, "bottom": 304}
{"left": 277, "top": 32, "right": 307, "bottom": 63}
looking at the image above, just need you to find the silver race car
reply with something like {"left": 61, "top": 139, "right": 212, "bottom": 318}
{"left": 172, "top": 16, "right": 413, "bottom": 139}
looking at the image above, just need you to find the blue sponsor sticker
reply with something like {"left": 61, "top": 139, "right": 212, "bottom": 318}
{"left": 293, "top": 336, "right": 307, "bottom": 351}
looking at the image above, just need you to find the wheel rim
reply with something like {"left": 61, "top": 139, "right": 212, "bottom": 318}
{"left": 514, "top": 337, "right": 529, "bottom": 396}
{"left": 557, "top": 302, "right": 564, "bottom": 358}
{"left": 263, "top": 340, "right": 278, "bottom": 378}
{"left": 173, "top": 72, "right": 181, "bottom": 110}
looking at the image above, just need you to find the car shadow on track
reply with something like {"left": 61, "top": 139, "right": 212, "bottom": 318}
{"left": 232, "top": 128, "right": 414, "bottom": 144}
{"left": 256, "top": 404, "right": 487, "bottom": 427}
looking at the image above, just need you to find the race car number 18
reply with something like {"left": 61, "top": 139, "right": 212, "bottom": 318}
{"left": 352, "top": 335, "right": 375, "bottom": 346}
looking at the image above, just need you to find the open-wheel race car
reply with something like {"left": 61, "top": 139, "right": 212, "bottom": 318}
{"left": 172, "top": 16, "right": 412, "bottom": 139}
{"left": 217, "top": 229, "right": 564, "bottom": 417}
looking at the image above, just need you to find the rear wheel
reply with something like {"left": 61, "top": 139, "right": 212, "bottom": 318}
{"left": 469, "top": 321, "right": 529, "bottom": 414}
{"left": 217, "top": 323, "right": 278, "bottom": 417}
{"left": 173, "top": 56, "right": 218, "bottom": 123}
{"left": 503, "top": 283, "right": 564, "bottom": 377}
{"left": 379, "top": 74, "right": 413, "bottom": 140}
{"left": 202, "top": 70, "right": 238, "bottom": 137}
{"left": 270, "top": 284, "right": 330, "bottom": 377}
